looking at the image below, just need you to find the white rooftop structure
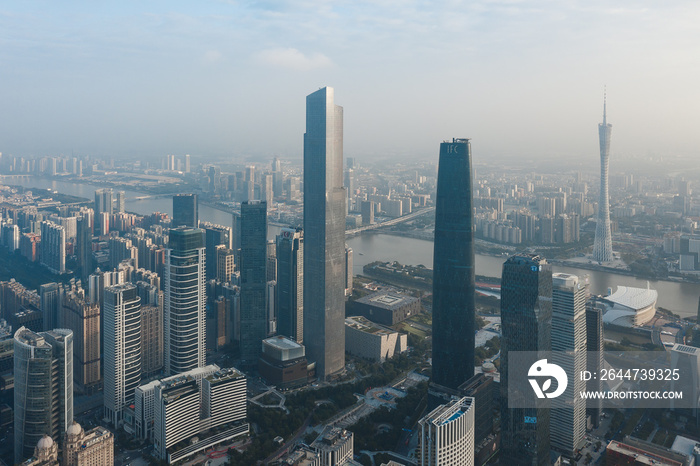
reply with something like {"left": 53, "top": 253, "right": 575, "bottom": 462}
{"left": 600, "top": 285, "right": 657, "bottom": 327}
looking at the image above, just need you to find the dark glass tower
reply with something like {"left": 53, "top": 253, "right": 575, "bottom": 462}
{"left": 431, "top": 138, "right": 476, "bottom": 390}
{"left": 500, "top": 254, "right": 552, "bottom": 466}
{"left": 172, "top": 193, "right": 198, "bottom": 228}
{"left": 239, "top": 201, "right": 268, "bottom": 365}
{"left": 303, "top": 87, "right": 346, "bottom": 379}
{"left": 276, "top": 228, "right": 304, "bottom": 343}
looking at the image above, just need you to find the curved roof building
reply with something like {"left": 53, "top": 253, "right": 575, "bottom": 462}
{"left": 601, "top": 286, "right": 657, "bottom": 327}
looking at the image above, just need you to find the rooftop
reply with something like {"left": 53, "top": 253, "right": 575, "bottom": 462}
{"left": 355, "top": 291, "right": 418, "bottom": 309}
{"left": 605, "top": 285, "right": 658, "bottom": 311}
{"left": 263, "top": 335, "right": 304, "bottom": 351}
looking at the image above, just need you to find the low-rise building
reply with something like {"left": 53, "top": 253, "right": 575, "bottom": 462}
{"left": 345, "top": 316, "right": 407, "bottom": 363}
{"left": 353, "top": 292, "right": 420, "bottom": 325}
{"left": 259, "top": 336, "right": 310, "bottom": 389}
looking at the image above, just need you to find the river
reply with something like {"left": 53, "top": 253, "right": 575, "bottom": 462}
{"left": 7, "top": 177, "right": 700, "bottom": 318}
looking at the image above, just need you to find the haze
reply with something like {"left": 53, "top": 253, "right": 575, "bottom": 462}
{"left": 1, "top": 0, "right": 698, "bottom": 161}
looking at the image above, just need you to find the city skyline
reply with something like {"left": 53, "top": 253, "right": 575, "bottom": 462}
{"left": 1, "top": 2, "right": 698, "bottom": 160}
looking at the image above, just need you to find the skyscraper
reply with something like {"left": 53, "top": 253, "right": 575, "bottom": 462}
{"left": 417, "top": 397, "right": 475, "bottom": 466}
{"left": 104, "top": 283, "right": 142, "bottom": 426}
{"left": 201, "top": 222, "right": 232, "bottom": 280}
{"left": 586, "top": 303, "right": 604, "bottom": 428}
{"left": 14, "top": 327, "right": 74, "bottom": 463}
{"left": 172, "top": 194, "right": 198, "bottom": 228}
{"left": 593, "top": 94, "right": 613, "bottom": 262}
{"left": 40, "top": 282, "right": 61, "bottom": 330}
{"left": 432, "top": 138, "right": 476, "bottom": 390}
{"left": 500, "top": 254, "right": 552, "bottom": 466}
{"left": 303, "top": 87, "right": 346, "bottom": 380}
{"left": 239, "top": 201, "right": 268, "bottom": 365}
{"left": 40, "top": 220, "right": 66, "bottom": 274}
{"left": 164, "top": 227, "right": 206, "bottom": 375}
{"left": 550, "top": 273, "right": 588, "bottom": 457}
{"left": 61, "top": 288, "right": 101, "bottom": 394}
{"left": 77, "top": 214, "right": 93, "bottom": 282}
{"left": 276, "top": 228, "right": 304, "bottom": 343}
{"left": 94, "top": 188, "right": 113, "bottom": 235}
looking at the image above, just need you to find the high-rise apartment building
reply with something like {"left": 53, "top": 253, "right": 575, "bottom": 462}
{"left": 62, "top": 289, "right": 101, "bottom": 394}
{"left": 239, "top": 201, "right": 268, "bottom": 365}
{"left": 76, "top": 214, "right": 92, "bottom": 282}
{"left": 500, "top": 254, "right": 552, "bottom": 466}
{"left": 116, "top": 191, "right": 126, "bottom": 213}
{"left": 172, "top": 194, "right": 198, "bottom": 228}
{"left": 14, "top": 327, "right": 74, "bottom": 463}
{"left": 586, "top": 303, "right": 604, "bottom": 428}
{"left": 417, "top": 397, "right": 475, "bottom": 466}
{"left": 550, "top": 273, "right": 588, "bottom": 457}
{"left": 216, "top": 247, "right": 235, "bottom": 283}
{"left": 141, "top": 301, "right": 164, "bottom": 378}
{"left": 164, "top": 227, "right": 206, "bottom": 375}
{"left": 94, "top": 188, "right": 113, "bottom": 235}
{"left": 432, "top": 138, "right": 476, "bottom": 390}
{"left": 303, "top": 86, "right": 346, "bottom": 380}
{"left": 103, "top": 283, "right": 142, "bottom": 426}
{"left": 593, "top": 94, "right": 613, "bottom": 262}
{"left": 276, "top": 228, "right": 304, "bottom": 343}
{"left": 40, "top": 282, "right": 61, "bottom": 330}
{"left": 40, "top": 221, "right": 66, "bottom": 274}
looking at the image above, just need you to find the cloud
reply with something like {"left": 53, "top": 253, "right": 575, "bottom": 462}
{"left": 256, "top": 47, "right": 332, "bottom": 70}
{"left": 203, "top": 50, "right": 223, "bottom": 63}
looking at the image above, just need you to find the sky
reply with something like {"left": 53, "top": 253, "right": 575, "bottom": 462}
{"left": 1, "top": 0, "right": 699, "bottom": 162}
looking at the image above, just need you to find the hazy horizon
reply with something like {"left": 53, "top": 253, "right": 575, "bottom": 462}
{"left": 1, "top": 1, "right": 698, "bottom": 161}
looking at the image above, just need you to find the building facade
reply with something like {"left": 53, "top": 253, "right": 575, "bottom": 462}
{"left": 40, "top": 221, "right": 66, "bottom": 274}
{"left": 418, "top": 397, "right": 475, "bottom": 466}
{"left": 276, "top": 228, "right": 304, "bottom": 342}
{"left": 303, "top": 87, "right": 347, "bottom": 380}
{"left": 499, "top": 254, "right": 552, "bottom": 466}
{"left": 172, "top": 193, "right": 198, "bottom": 228}
{"left": 239, "top": 201, "right": 268, "bottom": 365}
{"left": 64, "top": 422, "right": 114, "bottom": 466}
{"left": 432, "top": 138, "right": 476, "bottom": 390}
{"left": 164, "top": 227, "right": 206, "bottom": 375}
{"left": 103, "top": 283, "right": 142, "bottom": 426}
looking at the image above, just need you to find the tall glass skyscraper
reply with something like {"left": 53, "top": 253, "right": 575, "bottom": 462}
{"left": 593, "top": 94, "right": 613, "bottom": 262}
{"left": 303, "top": 87, "right": 346, "bottom": 380}
{"left": 239, "top": 201, "right": 268, "bottom": 365}
{"left": 276, "top": 228, "right": 304, "bottom": 343}
{"left": 431, "top": 138, "right": 476, "bottom": 390}
{"left": 104, "top": 283, "right": 142, "bottom": 426}
{"left": 164, "top": 227, "right": 206, "bottom": 375}
{"left": 14, "top": 327, "right": 74, "bottom": 463}
{"left": 172, "top": 194, "right": 199, "bottom": 228}
{"left": 500, "top": 254, "right": 552, "bottom": 466}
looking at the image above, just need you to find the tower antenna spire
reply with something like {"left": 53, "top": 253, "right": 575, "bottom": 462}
{"left": 603, "top": 86, "right": 607, "bottom": 125}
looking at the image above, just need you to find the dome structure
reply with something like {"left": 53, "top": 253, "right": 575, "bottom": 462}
{"left": 66, "top": 421, "right": 83, "bottom": 437}
{"left": 36, "top": 435, "right": 54, "bottom": 450}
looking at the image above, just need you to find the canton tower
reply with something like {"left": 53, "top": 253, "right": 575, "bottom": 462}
{"left": 593, "top": 93, "right": 613, "bottom": 262}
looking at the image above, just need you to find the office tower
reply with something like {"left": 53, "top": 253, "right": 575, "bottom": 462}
{"left": 272, "top": 157, "right": 283, "bottom": 197}
{"left": 345, "top": 244, "right": 353, "bottom": 296}
{"left": 14, "top": 327, "right": 74, "bottom": 463}
{"left": 550, "top": 273, "right": 588, "bottom": 457}
{"left": 303, "top": 86, "right": 346, "bottom": 380}
{"left": 62, "top": 290, "right": 101, "bottom": 394}
{"left": 153, "top": 367, "right": 248, "bottom": 460}
{"left": 344, "top": 168, "right": 354, "bottom": 199}
{"left": 116, "top": 191, "right": 126, "bottom": 213}
{"left": 239, "top": 201, "right": 268, "bottom": 365}
{"left": 311, "top": 426, "right": 355, "bottom": 466}
{"left": 172, "top": 194, "right": 198, "bottom": 228}
{"left": 670, "top": 344, "right": 700, "bottom": 417}
{"left": 40, "top": 221, "right": 66, "bottom": 274}
{"left": 500, "top": 254, "right": 552, "bottom": 466}
{"left": 94, "top": 188, "right": 113, "bottom": 235}
{"left": 417, "top": 397, "right": 475, "bottom": 466}
{"left": 164, "top": 227, "right": 206, "bottom": 375}
{"left": 276, "top": 228, "right": 304, "bottom": 342}
{"left": 593, "top": 94, "right": 613, "bottom": 262}
{"left": 184, "top": 154, "right": 191, "bottom": 173}
{"left": 432, "top": 138, "right": 476, "bottom": 390}
{"left": 103, "top": 283, "right": 141, "bottom": 426}
{"left": 586, "top": 303, "right": 604, "bottom": 428}
{"left": 262, "top": 174, "right": 274, "bottom": 203}
{"left": 460, "top": 373, "right": 495, "bottom": 446}
{"left": 208, "top": 166, "right": 221, "bottom": 193}
{"left": 2, "top": 222, "right": 19, "bottom": 250}
{"left": 64, "top": 423, "right": 114, "bottom": 466}
{"left": 201, "top": 222, "right": 232, "bottom": 279}
{"left": 77, "top": 215, "right": 92, "bottom": 282}
{"left": 40, "top": 282, "right": 61, "bottom": 330}
{"left": 361, "top": 200, "right": 374, "bottom": 225}
{"left": 267, "top": 239, "right": 277, "bottom": 282}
